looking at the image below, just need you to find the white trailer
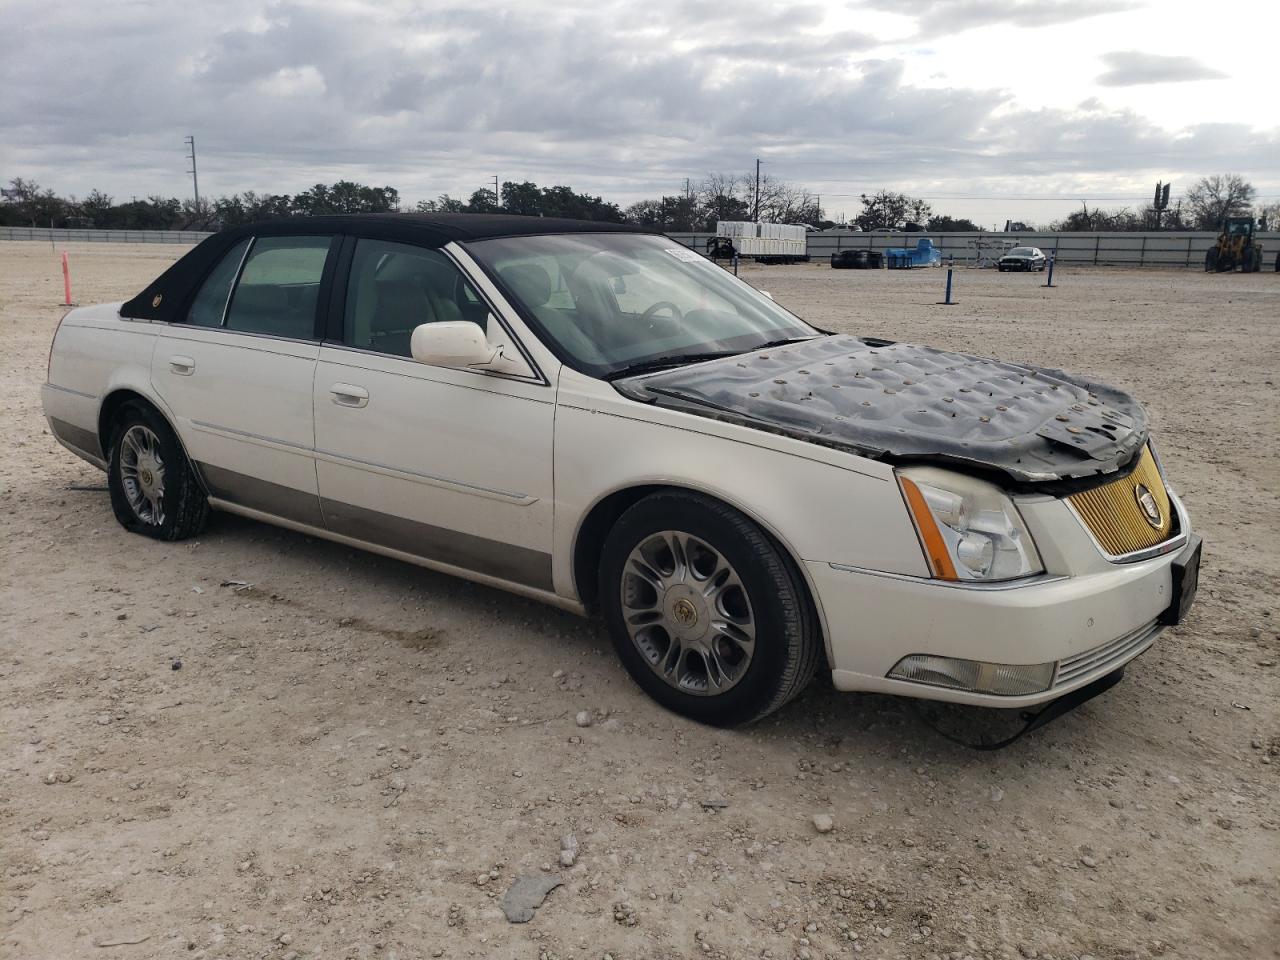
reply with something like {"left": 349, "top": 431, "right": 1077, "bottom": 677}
{"left": 713, "top": 221, "right": 810, "bottom": 263}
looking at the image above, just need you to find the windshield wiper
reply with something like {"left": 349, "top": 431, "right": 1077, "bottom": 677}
{"left": 605, "top": 337, "right": 820, "bottom": 382}
{"left": 752, "top": 336, "right": 817, "bottom": 350}
{"left": 604, "top": 351, "right": 742, "bottom": 381}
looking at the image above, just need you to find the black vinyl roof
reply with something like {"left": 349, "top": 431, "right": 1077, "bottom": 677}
{"left": 234, "top": 212, "right": 652, "bottom": 244}
{"left": 121, "top": 213, "right": 654, "bottom": 323}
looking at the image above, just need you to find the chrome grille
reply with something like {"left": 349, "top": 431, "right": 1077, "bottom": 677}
{"left": 1053, "top": 620, "right": 1161, "bottom": 689}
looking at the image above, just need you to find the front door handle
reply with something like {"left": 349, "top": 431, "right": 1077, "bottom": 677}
{"left": 169, "top": 356, "right": 195, "bottom": 376}
{"left": 330, "top": 383, "right": 369, "bottom": 408}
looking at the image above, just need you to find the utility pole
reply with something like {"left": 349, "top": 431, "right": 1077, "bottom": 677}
{"left": 184, "top": 135, "right": 200, "bottom": 213}
{"left": 684, "top": 178, "right": 691, "bottom": 201}
{"left": 753, "top": 158, "right": 761, "bottom": 222}
{"left": 493, "top": 176, "right": 500, "bottom": 209}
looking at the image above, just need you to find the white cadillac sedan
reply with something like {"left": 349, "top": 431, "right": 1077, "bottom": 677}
{"left": 42, "top": 214, "right": 1200, "bottom": 728}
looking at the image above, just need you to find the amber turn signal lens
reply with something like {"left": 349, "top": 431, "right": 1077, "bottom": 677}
{"left": 899, "top": 475, "right": 959, "bottom": 581}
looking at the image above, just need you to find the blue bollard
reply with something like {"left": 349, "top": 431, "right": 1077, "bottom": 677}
{"left": 1043, "top": 257, "right": 1055, "bottom": 288}
{"left": 936, "top": 266, "right": 956, "bottom": 305}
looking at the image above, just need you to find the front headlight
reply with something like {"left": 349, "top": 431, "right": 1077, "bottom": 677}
{"left": 897, "top": 466, "right": 1043, "bottom": 582}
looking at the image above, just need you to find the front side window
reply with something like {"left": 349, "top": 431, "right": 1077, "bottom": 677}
{"left": 224, "top": 236, "right": 332, "bottom": 340}
{"left": 466, "top": 233, "right": 818, "bottom": 378}
{"left": 186, "top": 238, "right": 250, "bottom": 327}
{"left": 343, "top": 239, "right": 487, "bottom": 358}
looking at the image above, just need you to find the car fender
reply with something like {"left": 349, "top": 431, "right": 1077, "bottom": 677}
{"left": 553, "top": 370, "right": 930, "bottom": 604}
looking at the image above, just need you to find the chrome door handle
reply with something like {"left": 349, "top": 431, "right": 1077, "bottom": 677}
{"left": 330, "top": 383, "right": 369, "bottom": 408}
{"left": 169, "top": 356, "right": 195, "bottom": 376}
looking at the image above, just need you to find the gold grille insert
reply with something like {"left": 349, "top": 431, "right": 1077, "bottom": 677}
{"left": 1067, "top": 446, "right": 1172, "bottom": 556}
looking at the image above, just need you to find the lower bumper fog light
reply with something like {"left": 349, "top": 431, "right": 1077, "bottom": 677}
{"left": 888, "top": 654, "right": 1055, "bottom": 696}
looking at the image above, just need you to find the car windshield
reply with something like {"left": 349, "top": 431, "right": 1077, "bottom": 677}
{"left": 465, "top": 233, "right": 819, "bottom": 379}
{"left": 1009, "top": 247, "right": 1037, "bottom": 256}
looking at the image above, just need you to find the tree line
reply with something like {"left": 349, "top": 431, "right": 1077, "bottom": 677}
{"left": 1, "top": 171, "right": 1271, "bottom": 233}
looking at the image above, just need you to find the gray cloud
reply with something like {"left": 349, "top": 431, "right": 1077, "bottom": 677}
{"left": 1096, "top": 51, "right": 1228, "bottom": 87}
{"left": 0, "top": 0, "right": 1273, "bottom": 218}
{"left": 859, "top": 0, "right": 1140, "bottom": 37}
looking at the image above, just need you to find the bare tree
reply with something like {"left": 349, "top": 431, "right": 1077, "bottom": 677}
{"left": 697, "top": 173, "right": 751, "bottom": 228}
{"left": 1185, "top": 174, "right": 1255, "bottom": 230}
{"left": 756, "top": 174, "right": 821, "bottom": 224}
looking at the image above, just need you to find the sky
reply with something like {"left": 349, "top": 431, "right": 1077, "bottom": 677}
{"left": 3, "top": 0, "right": 1278, "bottom": 226}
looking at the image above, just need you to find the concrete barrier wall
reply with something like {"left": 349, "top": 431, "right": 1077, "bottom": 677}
{"left": 668, "top": 231, "right": 1280, "bottom": 267}
{"left": 0, "top": 226, "right": 213, "bottom": 244}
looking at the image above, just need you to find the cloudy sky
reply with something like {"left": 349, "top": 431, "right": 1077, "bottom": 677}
{"left": 3, "top": 0, "right": 1278, "bottom": 225}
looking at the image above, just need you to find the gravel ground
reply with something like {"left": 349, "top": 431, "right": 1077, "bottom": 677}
{"left": 2, "top": 241, "right": 1277, "bottom": 960}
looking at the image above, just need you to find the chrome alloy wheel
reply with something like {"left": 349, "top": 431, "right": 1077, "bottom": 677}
{"left": 118, "top": 425, "right": 166, "bottom": 526}
{"left": 620, "top": 531, "right": 756, "bottom": 695}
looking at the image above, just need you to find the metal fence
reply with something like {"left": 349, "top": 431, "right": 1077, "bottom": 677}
{"left": 0, "top": 226, "right": 213, "bottom": 244}
{"left": 4, "top": 224, "right": 1276, "bottom": 268}
{"left": 668, "top": 231, "right": 1280, "bottom": 268}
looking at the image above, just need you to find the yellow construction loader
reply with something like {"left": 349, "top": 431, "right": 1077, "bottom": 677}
{"left": 1205, "top": 217, "right": 1265, "bottom": 272}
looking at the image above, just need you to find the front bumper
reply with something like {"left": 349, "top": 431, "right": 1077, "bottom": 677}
{"left": 810, "top": 494, "right": 1194, "bottom": 708}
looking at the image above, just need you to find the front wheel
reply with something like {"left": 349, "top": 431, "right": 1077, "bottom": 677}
{"left": 1205, "top": 249, "right": 1218, "bottom": 272}
{"left": 107, "top": 401, "right": 208, "bottom": 541}
{"left": 600, "top": 491, "right": 821, "bottom": 726}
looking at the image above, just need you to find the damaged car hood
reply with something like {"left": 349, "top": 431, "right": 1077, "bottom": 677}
{"left": 618, "top": 335, "right": 1149, "bottom": 485}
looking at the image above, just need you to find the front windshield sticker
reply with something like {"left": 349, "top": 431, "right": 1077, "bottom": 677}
{"left": 664, "top": 247, "right": 704, "bottom": 263}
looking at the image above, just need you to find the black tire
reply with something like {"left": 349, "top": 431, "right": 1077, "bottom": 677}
{"left": 107, "top": 400, "right": 208, "bottom": 541}
{"left": 599, "top": 491, "right": 821, "bottom": 726}
{"left": 1205, "top": 249, "right": 1217, "bottom": 272}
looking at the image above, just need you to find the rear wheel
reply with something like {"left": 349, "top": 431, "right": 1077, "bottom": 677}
{"left": 1205, "top": 249, "right": 1218, "bottom": 272}
{"left": 600, "top": 491, "right": 821, "bottom": 726}
{"left": 107, "top": 401, "right": 208, "bottom": 541}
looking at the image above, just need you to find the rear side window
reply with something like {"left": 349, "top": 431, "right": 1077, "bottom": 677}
{"left": 225, "top": 236, "right": 332, "bottom": 340}
{"left": 186, "top": 238, "right": 250, "bottom": 327}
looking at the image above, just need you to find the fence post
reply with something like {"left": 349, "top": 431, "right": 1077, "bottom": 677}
{"left": 1139, "top": 235, "right": 1146, "bottom": 267}
{"left": 1186, "top": 237, "right": 1192, "bottom": 268}
{"left": 1094, "top": 236, "right": 1100, "bottom": 265}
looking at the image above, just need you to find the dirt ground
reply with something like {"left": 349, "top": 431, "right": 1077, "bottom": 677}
{"left": 2, "top": 241, "right": 1277, "bottom": 960}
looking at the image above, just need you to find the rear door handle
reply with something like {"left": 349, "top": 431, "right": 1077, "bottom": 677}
{"left": 169, "top": 356, "right": 195, "bottom": 376}
{"left": 330, "top": 383, "right": 369, "bottom": 408}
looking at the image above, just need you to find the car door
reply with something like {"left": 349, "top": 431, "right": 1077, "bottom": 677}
{"left": 312, "top": 237, "right": 557, "bottom": 592}
{"left": 151, "top": 234, "right": 337, "bottom": 527}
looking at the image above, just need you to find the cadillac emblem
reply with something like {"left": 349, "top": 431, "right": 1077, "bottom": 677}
{"left": 151, "top": 294, "right": 163, "bottom": 308}
{"left": 1134, "top": 483, "right": 1163, "bottom": 529}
